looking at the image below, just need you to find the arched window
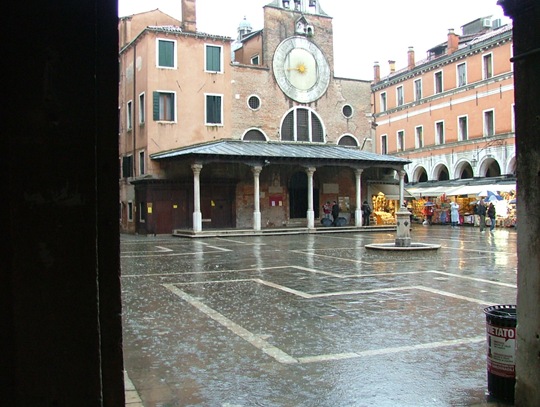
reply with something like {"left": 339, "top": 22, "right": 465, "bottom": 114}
{"left": 242, "top": 128, "right": 267, "bottom": 141}
{"left": 281, "top": 107, "right": 324, "bottom": 142}
{"left": 338, "top": 135, "right": 358, "bottom": 147}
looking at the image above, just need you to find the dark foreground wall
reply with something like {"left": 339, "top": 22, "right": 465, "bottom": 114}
{"left": 499, "top": 0, "right": 540, "bottom": 406}
{"left": 1, "top": 1, "right": 124, "bottom": 406}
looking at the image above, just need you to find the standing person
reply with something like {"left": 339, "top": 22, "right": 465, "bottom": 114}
{"left": 477, "top": 198, "right": 487, "bottom": 233}
{"left": 473, "top": 202, "right": 480, "bottom": 227}
{"left": 450, "top": 200, "right": 460, "bottom": 228}
{"left": 331, "top": 200, "right": 340, "bottom": 226}
{"left": 487, "top": 202, "right": 496, "bottom": 233}
{"left": 322, "top": 201, "right": 331, "bottom": 219}
{"left": 361, "top": 200, "right": 372, "bottom": 226}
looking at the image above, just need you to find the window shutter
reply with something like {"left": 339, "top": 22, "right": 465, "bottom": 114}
{"left": 311, "top": 113, "right": 324, "bottom": 142}
{"left": 153, "top": 92, "right": 159, "bottom": 121}
{"left": 168, "top": 94, "right": 175, "bottom": 121}
{"left": 158, "top": 40, "right": 173, "bottom": 67}
{"left": 206, "top": 95, "right": 221, "bottom": 124}
{"left": 122, "top": 156, "right": 133, "bottom": 178}
{"left": 281, "top": 111, "right": 294, "bottom": 141}
{"left": 206, "top": 46, "right": 221, "bottom": 71}
{"left": 297, "top": 109, "right": 309, "bottom": 141}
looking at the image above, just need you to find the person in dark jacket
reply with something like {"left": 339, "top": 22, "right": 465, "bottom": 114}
{"left": 331, "top": 201, "right": 340, "bottom": 225}
{"left": 487, "top": 202, "right": 496, "bottom": 233}
{"left": 477, "top": 199, "right": 487, "bottom": 233}
{"left": 361, "top": 200, "right": 372, "bottom": 226}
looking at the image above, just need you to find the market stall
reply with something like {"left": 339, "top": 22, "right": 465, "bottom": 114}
{"left": 371, "top": 192, "right": 397, "bottom": 225}
{"left": 406, "top": 181, "right": 516, "bottom": 228}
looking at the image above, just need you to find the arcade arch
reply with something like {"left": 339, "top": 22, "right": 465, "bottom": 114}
{"left": 478, "top": 158, "right": 502, "bottom": 178}
{"left": 433, "top": 163, "right": 450, "bottom": 181}
{"left": 454, "top": 160, "right": 474, "bottom": 179}
{"left": 413, "top": 166, "right": 428, "bottom": 182}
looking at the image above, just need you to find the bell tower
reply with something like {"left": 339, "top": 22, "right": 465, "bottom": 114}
{"left": 278, "top": 0, "right": 323, "bottom": 15}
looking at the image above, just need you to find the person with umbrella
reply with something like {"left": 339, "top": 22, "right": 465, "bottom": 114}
{"left": 423, "top": 201, "right": 435, "bottom": 225}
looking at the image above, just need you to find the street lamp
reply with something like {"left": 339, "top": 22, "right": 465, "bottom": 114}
{"left": 471, "top": 139, "right": 504, "bottom": 168}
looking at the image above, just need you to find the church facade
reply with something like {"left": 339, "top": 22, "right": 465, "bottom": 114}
{"left": 118, "top": 0, "right": 409, "bottom": 235}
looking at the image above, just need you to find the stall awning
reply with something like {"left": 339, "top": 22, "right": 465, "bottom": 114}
{"left": 369, "top": 183, "right": 414, "bottom": 200}
{"left": 406, "top": 186, "right": 447, "bottom": 198}
{"left": 406, "top": 182, "right": 516, "bottom": 198}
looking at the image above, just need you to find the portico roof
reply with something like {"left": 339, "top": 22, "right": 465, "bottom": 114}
{"left": 150, "top": 139, "right": 411, "bottom": 167}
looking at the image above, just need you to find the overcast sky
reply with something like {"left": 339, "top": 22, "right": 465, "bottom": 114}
{"left": 118, "top": 0, "right": 511, "bottom": 80}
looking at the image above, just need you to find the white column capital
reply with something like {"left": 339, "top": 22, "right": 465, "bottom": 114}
{"left": 305, "top": 166, "right": 316, "bottom": 176}
{"left": 191, "top": 163, "right": 203, "bottom": 174}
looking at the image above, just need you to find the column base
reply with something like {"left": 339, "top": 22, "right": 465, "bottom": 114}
{"left": 193, "top": 211, "right": 202, "bottom": 232}
{"left": 253, "top": 211, "right": 261, "bottom": 231}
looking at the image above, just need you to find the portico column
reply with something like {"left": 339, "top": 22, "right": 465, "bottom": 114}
{"left": 252, "top": 166, "right": 262, "bottom": 231}
{"left": 355, "top": 168, "right": 364, "bottom": 227}
{"left": 191, "top": 163, "right": 203, "bottom": 232}
{"left": 398, "top": 169, "right": 406, "bottom": 208}
{"left": 305, "top": 167, "right": 316, "bottom": 229}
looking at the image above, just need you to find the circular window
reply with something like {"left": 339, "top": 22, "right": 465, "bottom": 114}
{"left": 342, "top": 104, "right": 353, "bottom": 118}
{"left": 247, "top": 95, "right": 261, "bottom": 110}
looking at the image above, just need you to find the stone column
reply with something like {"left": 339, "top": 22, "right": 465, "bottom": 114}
{"left": 398, "top": 169, "right": 406, "bottom": 208}
{"left": 355, "top": 168, "right": 364, "bottom": 226}
{"left": 305, "top": 167, "right": 316, "bottom": 229}
{"left": 498, "top": 1, "right": 540, "bottom": 404}
{"left": 191, "top": 163, "right": 203, "bottom": 232}
{"left": 252, "top": 166, "right": 262, "bottom": 231}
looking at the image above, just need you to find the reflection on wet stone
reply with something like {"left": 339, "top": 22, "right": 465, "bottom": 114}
{"left": 122, "top": 226, "right": 516, "bottom": 406}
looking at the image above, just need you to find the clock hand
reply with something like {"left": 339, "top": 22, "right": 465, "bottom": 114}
{"left": 286, "top": 65, "right": 307, "bottom": 73}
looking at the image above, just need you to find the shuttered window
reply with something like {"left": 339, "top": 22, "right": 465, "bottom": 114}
{"left": 122, "top": 156, "right": 133, "bottom": 178}
{"left": 205, "top": 95, "right": 222, "bottom": 125}
{"left": 280, "top": 107, "right": 325, "bottom": 143}
{"left": 205, "top": 45, "right": 222, "bottom": 72}
{"left": 158, "top": 39, "right": 175, "bottom": 68}
{"left": 153, "top": 91, "right": 175, "bottom": 121}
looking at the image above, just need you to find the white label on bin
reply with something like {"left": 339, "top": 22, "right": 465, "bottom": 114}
{"left": 486, "top": 323, "right": 516, "bottom": 378}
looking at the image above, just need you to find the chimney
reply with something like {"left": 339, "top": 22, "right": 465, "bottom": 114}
{"left": 388, "top": 60, "right": 396, "bottom": 73}
{"left": 447, "top": 28, "right": 459, "bottom": 55}
{"left": 407, "top": 47, "right": 415, "bottom": 70}
{"left": 181, "top": 0, "right": 197, "bottom": 33}
{"left": 373, "top": 61, "right": 380, "bottom": 82}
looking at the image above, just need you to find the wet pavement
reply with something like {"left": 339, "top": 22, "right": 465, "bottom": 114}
{"left": 121, "top": 225, "right": 517, "bottom": 407}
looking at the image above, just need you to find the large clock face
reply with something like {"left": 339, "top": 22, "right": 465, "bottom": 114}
{"left": 273, "top": 36, "right": 331, "bottom": 104}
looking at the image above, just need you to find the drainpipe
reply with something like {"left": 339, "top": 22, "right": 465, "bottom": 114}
{"left": 132, "top": 44, "right": 137, "bottom": 177}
